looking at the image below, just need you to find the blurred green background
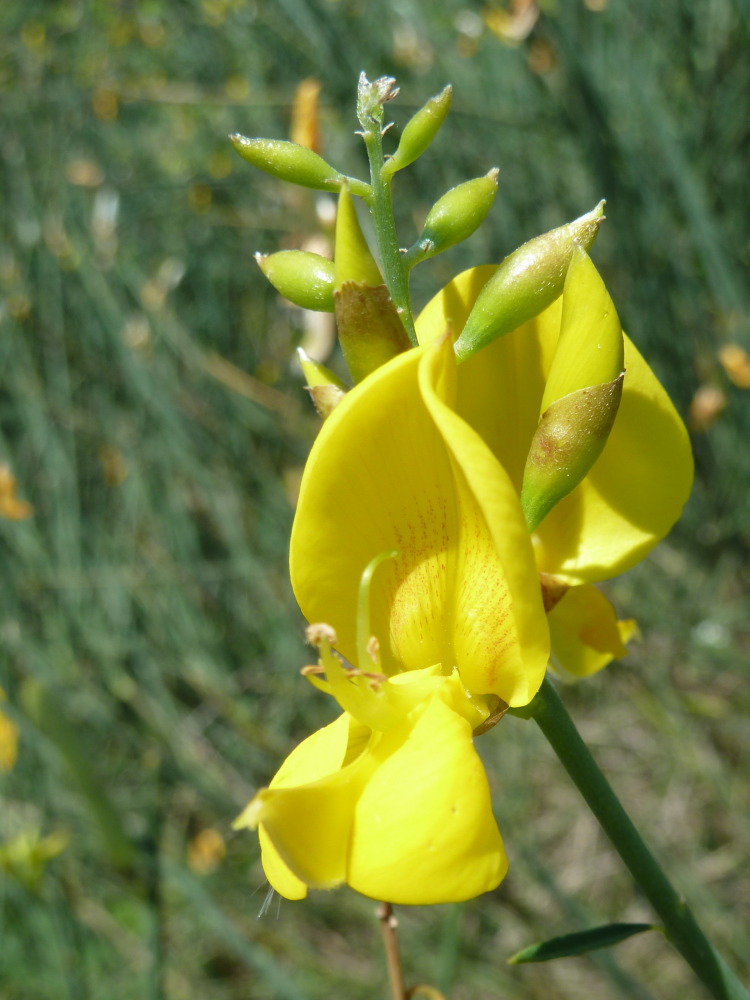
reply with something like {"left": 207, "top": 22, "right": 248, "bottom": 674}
{"left": 1, "top": 1, "right": 748, "bottom": 997}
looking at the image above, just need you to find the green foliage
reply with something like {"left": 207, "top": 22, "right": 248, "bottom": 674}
{"left": 0, "top": 0, "right": 748, "bottom": 998}
{"left": 508, "top": 923, "right": 657, "bottom": 965}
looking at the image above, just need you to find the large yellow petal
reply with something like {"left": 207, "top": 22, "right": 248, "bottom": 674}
{"left": 548, "top": 584, "right": 637, "bottom": 679}
{"left": 416, "top": 266, "right": 693, "bottom": 584}
{"left": 533, "top": 331, "right": 693, "bottom": 583}
{"left": 348, "top": 693, "right": 507, "bottom": 904}
{"left": 416, "top": 267, "right": 556, "bottom": 494}
{"left": 290, "top": 336, "right": 548, "bottom": 704}
{"left": 290, "top": 345, "right": 458, "bottom": 677}
{"left": 418, "top": 340, "right": 548, "bottom": 704}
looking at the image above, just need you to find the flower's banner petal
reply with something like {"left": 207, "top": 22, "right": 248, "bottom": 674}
{"left": 416, "top": 269, "right": 558, "bottom": 493}
{"left": 534, "top": 331, "right": 693, "bottom": 584}
{"left": 548, "top": 584, "right": 636, "bottom": 679}
{"left": 291, "top": 337, "right": 548, "bottom": 704}
{"left": 415, "top": 265, "right": 498, "bottom": 347}
{"left": 418, "top": 340, "right": 549, "bottom": 704}
{"left": 290, "top": 346, "right": 458, "bottom": 676}
{"left": 416, "top": 267, "right": 693, "bottom": 584}
{"left": 348, "top": 693, "right": 507, "bottom": 903}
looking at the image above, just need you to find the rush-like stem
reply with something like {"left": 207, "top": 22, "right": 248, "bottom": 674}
{"left": 357, "top": 84, "right": 417, "bottom": 345}
{"left": 528, "top": 677, "right": 748, "bottom": 1000}
{"left": 378, "top": 902, "right": 407, "bottom": 1000}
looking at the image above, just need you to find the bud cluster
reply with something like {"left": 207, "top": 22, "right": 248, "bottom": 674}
{"left": 231, "top": 76, "right": 625, "bottom": 529}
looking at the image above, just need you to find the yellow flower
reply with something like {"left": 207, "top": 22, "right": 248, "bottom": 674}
{"left": 290, "top": 330, "right": 549, "bottom": 705}
{"left": 416, "top": 250, "right": 693, "bottom": 677}
{"left": 239, "top": 249, "right": 692, "bottom": 904}
{"left": 237, "top": 646, "right": 507, "bottom": 904}
{"left": 240, "top": 334, "right": 551, "bottom": 903}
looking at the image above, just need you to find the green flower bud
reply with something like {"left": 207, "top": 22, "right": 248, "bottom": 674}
{"left": 403, "top": 170, "right": 499, "bottom": 268}
{"left": 335, "top": 283, "right": 412, "bottom": 384}
{"left": 519, "top": 247, "right": 625, "bottom": 533}
{"left": 257, "top": 251, "right": 335, "bottom": 311}
{"left": 297, "top": 347, "right": 347, "bottom": 418}
{"left": 334, "top": 184, "right": 383, "bottom": 290}
{"left": 230, "top": 135, "right": 370, "bottom": 196}
{"left": 520, "top": 375, "right": 624, "bottom": 534}
{"left": 382, "top": 85, "right": 453, "bottom": 177}
{"left": 453, "top": 200, "right": 606, "bottom": 362}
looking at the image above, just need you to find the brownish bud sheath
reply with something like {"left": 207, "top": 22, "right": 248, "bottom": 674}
{"left": 520, "top": 373, "right": 624, "bottom": 533}
{"left": 335, "top": 282, "right": 412, "bottom": 384}
{"left": 454, "top": 201, "right": 606, "bottom": 361}
{"left": 297, "top": 346, "right": 347, "bottom": 418}
{"left": 306, "top": 383, "right": 347, "bottom": 418}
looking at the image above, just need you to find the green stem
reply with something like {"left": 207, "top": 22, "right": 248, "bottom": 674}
{"left": 357, "top": 85, "right": 417, "bottom": 345}
{"left": 527, "top": 677, "right": 748, "bottom": 1000}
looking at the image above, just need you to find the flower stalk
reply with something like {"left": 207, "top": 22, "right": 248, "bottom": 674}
{"left": 378, "top": 902, "right": 407, "bottom": 1000}
{"left": 523, "top": 678, "right": 749, "bottom": 1000}
{"left": 356, "top": 74, "right": 417, "bottom": 345}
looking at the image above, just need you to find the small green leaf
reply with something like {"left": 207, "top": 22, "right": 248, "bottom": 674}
{"left": 508, "top": 922, "right": 658, "bottom": 965}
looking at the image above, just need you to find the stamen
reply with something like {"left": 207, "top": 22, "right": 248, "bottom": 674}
{"left": 366, "top": 635, "right": 380, "bottom": 665}
{"left": 305, "top": 622, "right": 337, "bottom": 647}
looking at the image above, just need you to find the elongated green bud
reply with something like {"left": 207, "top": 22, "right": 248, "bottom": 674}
{"left": 334, "top": 184, "right": 383, "bottom": 289}
{"left": 256, "top": 251, "right": 335, "bottom": 311}
{"left": 403, "top": 169, "right": 499, "bottom": 268}
{"left": 520, "top": 376, "right": 624, "bottom": 533}
{"left": 454, "top": 201, "right": 606, "bottom": 361}
{"left": 382, "top": 85, "right": 453, "bottom": 177}
{"left": 230, "top": 135, "right": 370, "bottom": 196}
{"left": 520, "top": 248, "right": 625, "bottom": 533}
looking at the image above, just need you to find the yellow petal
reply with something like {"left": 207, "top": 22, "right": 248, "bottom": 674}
{"left": 418, "top": 339, "right": 549, "bottom": 704}
{"left": 416, "top": 268, "right": 558, "bottom": 494}
{"left": 348, "top": 692, "right": 507, "bottom": 904}
{"left": 257, "top": 825, "right": 307, "bottom": 900}
{"left": 540, "top": 246, "right": 623, "bottom": 410}
{"left": 236, "top": 713, "right": 364, "bottom": 897}
{"left": 534, "top": 331, "right": 694, "bottom": 584}
{"left": 290, "top": 336, "right": 548, "bottom": 704}
{"left": 548, "top": 584, "right": 637, "bottom": 679}
{"left": 417, "top": 266, "right": 693, "bottom": 585}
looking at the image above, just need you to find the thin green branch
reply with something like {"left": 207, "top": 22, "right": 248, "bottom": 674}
{"left": 356, "top": 76, "right": 417, "bottom": 345}
{"left": 525, "top": 677, "right": 749, "bottom": 1000}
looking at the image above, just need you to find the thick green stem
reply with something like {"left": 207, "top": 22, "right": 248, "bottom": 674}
{"left": 357, "top": 79, "right": 417, "bottom": 345}
{"left": 527, "top": 677, "right": 748, "bottom": 1000}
